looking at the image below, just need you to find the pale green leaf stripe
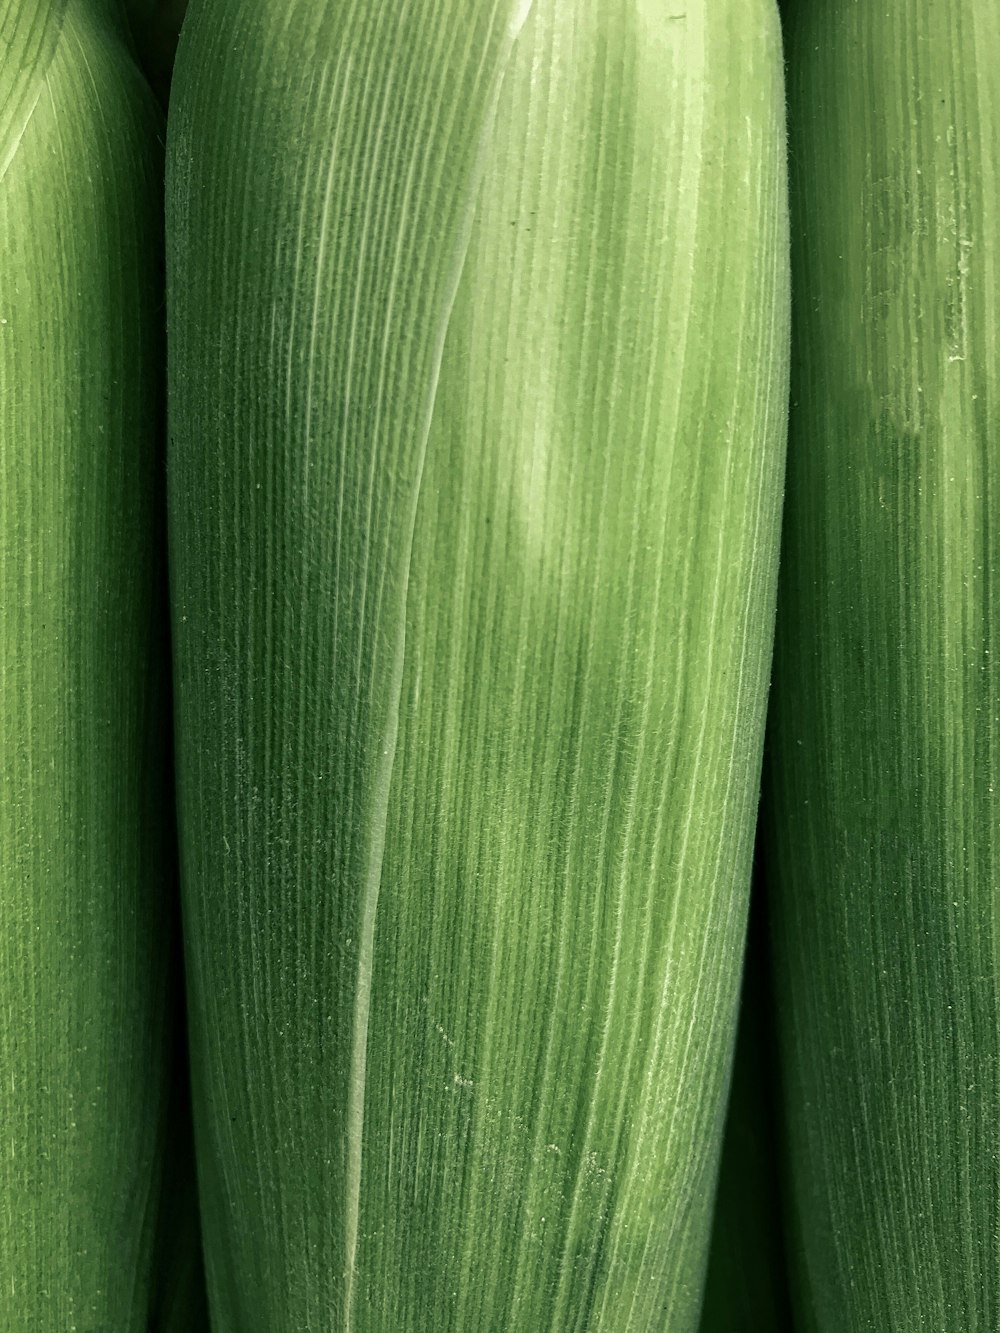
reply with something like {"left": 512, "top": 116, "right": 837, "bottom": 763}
{"left": 769, "top": 2, "right": 1000, "bottom": 1328}
{"left": 0, "top": 1, "right": 65, "bottom": 183}
{"left": 167, "top": 2, "right": 789, "bottom": 1329}
{"left": 0, "top": 1, "right": 177, "bottom": 1328}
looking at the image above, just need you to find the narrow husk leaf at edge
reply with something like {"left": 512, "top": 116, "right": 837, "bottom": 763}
{"left": 0, "top": 0, "right": 178, "bottom": 1326}
{"left": 769, "top": 2, "right": 1000, "bottom": 1327}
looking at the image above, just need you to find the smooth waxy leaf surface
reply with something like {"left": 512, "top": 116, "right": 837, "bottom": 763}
{"left": 168, "top": 2, "right": 789, "bottom": 1328}
{"left": 770, "top": 3, "right": 1000, "bottom": 1327}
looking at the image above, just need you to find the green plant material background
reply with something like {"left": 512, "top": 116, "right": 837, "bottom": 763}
{"left": 700, "top": 889, "right": 794, "bottom": 1331}
{"left": 168, "top": 1, "right": 789, "bottom": 1328}
{"left": 769, "top": 2, "right": 1000, "bottom": 1328}
{"left": 0, "top": 0, "right": 178, "bottom": 1326}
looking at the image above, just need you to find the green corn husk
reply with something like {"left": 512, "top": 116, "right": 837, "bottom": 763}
{"left": 167, "top": 2, "right": 789, "bottom": 1328}
{"left": 769, "top": 3, "right": 1000, "bottom": 1327}
{"left": 0, "top": 1, "right": 177, "bottom": 1326}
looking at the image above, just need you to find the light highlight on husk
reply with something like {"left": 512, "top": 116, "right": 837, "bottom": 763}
{"left": 167, "top": 2, "right": 789, "bottom": 1327}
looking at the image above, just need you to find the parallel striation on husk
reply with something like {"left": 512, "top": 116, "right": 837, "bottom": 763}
{"left": 770, "top": 2, "right": 1000, "bottom": 1327}
{"left": 167, "top": 2, "right": 789, "bottom": 1328}
{"left": 0, "top": 0, "right": 177, "bottom": 1326}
